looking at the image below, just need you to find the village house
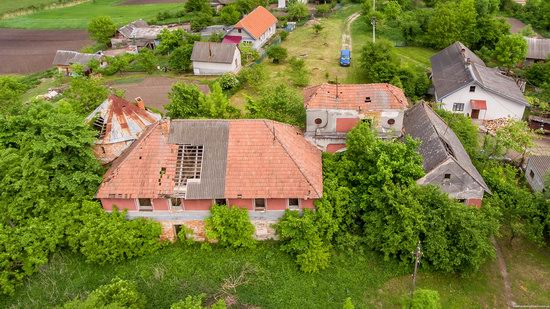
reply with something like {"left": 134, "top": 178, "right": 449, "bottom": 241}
{"left": 223, "top": 6, "right": 277, "bottom": 50}
{"left": 111, "top": 19, "right": 186, "bottom": 49}
{"left": 85, "top": 95, "right": 161, "bottom": 165}
{"left": 431, "top": 41, "right": 529, "bottom": 121}
{"left": 524, "top": 155, "right": 550, "bottom": 192}
{"left": 52, "top": 50, "right": 102, "bottom": 76}
{"left": 303, "top": 83, "right": 409, "bottom": 152}
{"left": 191, "top": 42, "right": 241, "bottom": 75}
{"left": 95, "top": 119, "right": 323, "bottom": 240}
{"left": 525, "top": 37, "right": 550, "bottom": 64}
{"left": 403, "top": 103, "right": 491, "bottom": 206}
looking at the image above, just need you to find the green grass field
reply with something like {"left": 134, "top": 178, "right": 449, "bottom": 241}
{"left": 0, "top": 241, "right": 517, "bottom": 308}
{"left": 0, "top": 0, "right": 61, "bottom": 15}
{"left": 0, "top": 0, "right": 182, "bottom": 29}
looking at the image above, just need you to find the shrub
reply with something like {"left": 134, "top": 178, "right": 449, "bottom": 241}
{"left": 279, "top": 31, "right": 289, "bottom": 41}
{"left": 169, "top": 44, "right": 194, "bottom": 72}
{"left": 87, "top": 16, "right": 116, "bottom": 45}
{"left": 177, "top": 225, "right": 195, "bottom": 246}
{"left": 64, "top": 278, "right": 146, "bottom": 309}
{"left": 342, "top": 297, "right": 355, "bottom": 309}
{"left": 191, "top": 12, "right": 213, "bottom": 31}
{"left": 239, "top": 43, "right": 260, "bottom": 64}
{"left": 316, "top": 4, "right": 331, "bottom": 16}
{"left": 266, "top": 45, "right": 288, "bottom": 63}
{"left": 218, "top": 73, "right": 240, "bottom": 90}
{"left": 238, "top": 64, "right": 268, "bottom": 89}
{"left": 288, "top": 2, "right": 309, "bottom": 21}
{"left": 245, "top": 83, "right": 306, "bottom": 127}
{"left": 288, "top": 57, "right": 310, "bottom": 86}
{"left": 205, "top": 205, "right": 256, "bottom": 249}
{"left": 408, "top": 289, "right": 442, "bottom": 309}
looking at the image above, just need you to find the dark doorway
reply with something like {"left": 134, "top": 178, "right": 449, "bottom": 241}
{"left": 471, "top": 109, "right": 480, "bottom": 119}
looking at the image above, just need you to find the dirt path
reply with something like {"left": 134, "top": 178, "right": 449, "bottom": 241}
{"left": 342, "top": 12, "right": 360, "bottom": 51}
{"left": 493, "top": 238, "right": 514, "bottom": 308}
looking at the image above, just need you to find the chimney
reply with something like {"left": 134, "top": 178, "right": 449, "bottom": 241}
{"left": 135, "top": 97, "right": 145, "bottom": 109}
{"left": 466, "top": 57, "right": 471, "bottom": 65}
{"left": 460, "top": 48, "right": 466, "bottom": 58}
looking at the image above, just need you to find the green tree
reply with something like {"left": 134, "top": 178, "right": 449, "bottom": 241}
{"left": 191, "top": 12, "right": 213, "bottom": 31}
{"left": 87, "top": 16, "right": 117, "bottom": 45}
{"left": 288, "top": 2, "right": 309, "bottom": 21}
{"left": 410, "top": 289, "right": 442, "bottom": 309}
{"left": 199, "top": 82, "right": 241, "bottom": 119}
{"left": 166, "top": 82, "right": 206, "bottom": 119}
{"left": 137, "top": 49, "right": 157, "bottom": 74}
{"left": 0, "top": 76, "right": 26, "bottom": 114}
{"left": 493, "top": 34, "right": 528, "bottom": 72}
{"left": 266, "top": 45, "right": 288, "bottom": 63}
{"left": 239, "top": 43, "right": 260, "bottom": 64}
{"left": 157, "top": 29, "right": 186, "bottom": 55}
{"left": 185, "top": 0, "right": 211, "bottom": 13}
{"left": 169, "top": 44, "right": 194, "bottom": 72}
{"left": 383, "top": 0, "right": 402, "bottom": 20}
{"left": 246, "top": 84, "right": 306, "bottom": 127}
{"left": 205, "top": 205, "right": 256, "bottom": 249}
{"left": 436, "top": 109, "right": 479, "bottom": 157}
{"left": 359, "top": 40, "right": 400, "bottom": 82}
{"left": 342, "top": 297, "right": 355, "bottom": 309}
{"left": 63, "top": 75, "right": 109, "bottom": 115}
{"left": 64, "top": 278, "right": 146, "bottom": 309}
{"left": 220, "top": 4, "right": 241, "bottom": 25}
{"left": 316, "top": 4, "right": 330, "bottom": 16}
{"left": 288, "top": 57, "right": 310, "bottom": 87}
{"left": 313, "top": 23, "right": 324, "bottom": 35}
{"left": 492, "top": 120, "right": 534, "bottom": 162}
{"left": 426, "top": 0, "right": 477, "bottom": 48}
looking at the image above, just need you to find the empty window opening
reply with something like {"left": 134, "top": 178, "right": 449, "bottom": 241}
{"left": 444, "top": 173, "right": 451, "bottom": 179}
{"left": 361, "top": 118, "right": 373, "bottom": 127}
{"left": 215, "top": 199, "right": 227, "bottom": 205}
{"left": 452, "top": 103, "right": 465, "bottom": 112}
{"left": 170, "top": 198, "right": 182, "bottom": 210}
{"left": 469, "top": 86, "right": 476, "bottom": 92}
{"left": 174, "top": 145, "right": 204, "bottom": 187}
{"left": 92, "top": 116, "right": 107, "bottom": 138}
{"left": 288, "top": 198, "right": 299, "bottom": 210}
{"left": 458, "top": 199, "right": 466, "bottom": 204}
{"left": 529, "top": 170, "right": 535, "bottom": 179}
{"left": 138, "top": 198, "right": 153, "bottom": 211}
{"left": 314, "top": 118, "right": 322, "bottom": 125}
{"left": 387, "top": 118, "right": 396, "bottom": 125}
{"left": 174, "top": 224, "right": 183, "bottom": 237}
{"left": 108, "top": 194, "right": 116, "bottom": 198}
{"left": 254, "top": 199, "right": 266, "bottom": 211}
{"left": 364, "top": 96, "right": 371, "bottom": 103}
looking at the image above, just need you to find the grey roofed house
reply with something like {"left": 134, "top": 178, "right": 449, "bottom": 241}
{"left": 525, "top": 155, "right": 550, "bottom": 192}
{"left": 191, "top": 42, "right": 238, "bottom": 64}
{"left": 200, "top": 25, "right": 228, "bottom": 38}
{"left": 430, "top": 41, "right": 528, "bottom": 106}
{"left": 403, "top": 103, "right": 490, "bottom": 204}
{"left": 118, "top": 19, "right": 149, "bottom": 38}
{"left": 525, "top": 37, "right": 550, "bottom": 61}
{"left": 52, "top": 50, "right": 101, "bottom": 66}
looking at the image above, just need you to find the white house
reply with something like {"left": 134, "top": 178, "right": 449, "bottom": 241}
{"left": 431, "top": 42, "right": 529, "bottom": 121}
{"left": 191, "top": 42, "right": 241, "bottom": 75}
{"left": 223, "top": 6, "right": 277, "bottom": 50}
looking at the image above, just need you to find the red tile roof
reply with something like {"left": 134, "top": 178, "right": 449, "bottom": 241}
{"left": 234, "top": 6, "right": 277, "bottom": 39}
{"left": 470, "top": 99, "right": 487, "bottom": 110}
{"left": 303, "top": 83, "right": 409, "bottom": 111}
{"left": 96, "top": 119, "right": 322, "bottom": 200}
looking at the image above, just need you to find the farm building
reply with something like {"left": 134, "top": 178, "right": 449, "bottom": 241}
{"left": 95, "top": 119, "right": 323, "bottom": 240}
{"left": 403, "top": 103, "right": 491, "bottom": 206}
{"left": 191, "top": 42, "right": 241, "bottom": 75}
{"left": 431, "top": 42, "right": 528, "bottom": 121}
{"left": 524, "top": 156, "right": 550, "bottom": 192}
{"left": 223, "top": 6, "right": 277, "bottom": 50}
{"left": 111, "top": 19, "right": 186, "bottom": 49}
{"left": 85, "top": 95, "right": 161, "bottom": 165}
{"left": 525, "top": 37, "right": 550, "bottom": 63}
{"left": 303, "top": 83, "right": 409, "bottom": 152}
{"left": 52, "top": 50, "right": 102, "bottom": 75}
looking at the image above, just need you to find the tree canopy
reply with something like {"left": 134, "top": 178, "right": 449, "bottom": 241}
{"left": 87, "top": 16, "right": 117, "bottom": 45}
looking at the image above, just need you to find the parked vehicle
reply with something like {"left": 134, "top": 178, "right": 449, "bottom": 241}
{"left": 339, "top": 49, "right": 351, "bottom": 67}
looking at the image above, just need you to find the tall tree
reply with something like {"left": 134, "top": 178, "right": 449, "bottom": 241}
{"left": 199, "top": 82, "right": 241, "bottom": 119}
{"left": 166, "top": 82, "right": 206, "bottom": 119}
{"left": 246, "top": 84, "right": 306, "bottom": 127}
{"left": 220, "top": 4, "right": 241, "bottom": 25}
{"left": 87, "top": 16, "right": 117, "bottom": 45}
{"left": 63, "top": 75, "right": 109, "bottom": 115}
{"left": 493, "top": 34, "right": 528, "bottom": 72}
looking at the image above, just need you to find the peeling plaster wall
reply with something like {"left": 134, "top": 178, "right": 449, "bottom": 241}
{"left": 159, "top": 219, "right": 278, "bottom": 241}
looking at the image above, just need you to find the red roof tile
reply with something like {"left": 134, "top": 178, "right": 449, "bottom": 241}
{"left": 303, "top": 83, "right": 409, "bottom": 111}
{"left": 470, "top": 99, "right": 487, "bottom": 110}
{"left": 234, "top": 6, "right": 277, "bottom": 39}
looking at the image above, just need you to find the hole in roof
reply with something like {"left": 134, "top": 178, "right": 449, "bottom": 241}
{"left": 365, "top": 97, "right": 371, "bottom": 103}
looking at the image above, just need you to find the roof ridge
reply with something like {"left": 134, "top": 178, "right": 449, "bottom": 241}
{"left": 262, "top": 120, "right": 321, "bottom": 198}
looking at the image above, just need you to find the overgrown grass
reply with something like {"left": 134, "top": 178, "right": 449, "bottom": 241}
{"left": 0, "top": 0, "right": 181, "bottom": 29}
{"left": 1, "top": 240, "right": 532, "bottom": 308}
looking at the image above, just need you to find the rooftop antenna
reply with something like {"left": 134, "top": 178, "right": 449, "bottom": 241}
{"left": 335, "top": 76, "right": 339, "bottom": 99}
{"left": 371, "top": 0, "right": 376, "bottom": 43}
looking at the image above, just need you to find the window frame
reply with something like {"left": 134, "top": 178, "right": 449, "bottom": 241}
{"left": 137, "top": 198, "right": 153, "bottom": 211}
{"left": 452, "top": 103, "right": 465, "bottom": 112}
{"left": 288, "top": 198, "right": 300, "bottom": 210}
{"left": 254, "top": 198, "right": 266, "bottom": 211}
{"left": 469, "top": 86, "right": 476, "bottom": 92}
{"left": 170, "top": 198, "right": 183, "bottom": 211}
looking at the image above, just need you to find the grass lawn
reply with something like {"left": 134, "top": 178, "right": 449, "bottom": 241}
{"left": 0, "top": 0, "right": 181, "bottom": 29}
{"left": 0, "top": 242, "right": 511, "bottom": 308}
{"left": 0, "top": 0, "right": 62, "bottom": 15}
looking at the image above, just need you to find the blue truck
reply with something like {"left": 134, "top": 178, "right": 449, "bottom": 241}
{"left": 339, "top": 49, "right": 351, "bottom": 67}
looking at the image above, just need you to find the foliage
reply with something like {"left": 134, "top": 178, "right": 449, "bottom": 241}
{"left": 220, "top": 4, "right": 241, "bottom": 25}
{"left": 63, "top": 75, "right": 109, "bottom": 115}
{"left": 425, "top": 0, "right": 477, "bottom": 49}
{"left": 0, "top": 76, "right": 27, "bottom": 113}
{"left": 169, "top": 44, "right": 194, "bottom": 72}
{"left": 157, "top": 29, "right": 186, "bottom": 55}
{"left": 245, "top": 83, "right": 306, "bottom": 127}
{"left": 185, "top": 0, "right": 211, "bottom": 14}
{"left": 316, "top": 4, "right": 330, "bottom": 16}
{"left": 383, "top": 0, "right": 402, "bottom": 20}
{"left": 313, "top": 23, "right": 324, "bottom": 35}
{"left": 524, "top": 60, "right": 550, "bottom": 89}
{"left": 287, "top": 2, "right": 309, "bottom": 21}
{"left": 136, "top": 49, "right": 157, "bottom": 74}
{"left": 435, "top": 109, "right": 479, "bottom": 157}
{"left": 493, "top": 34, "right": 528, "bottom": 71}
{"left": 409, "top": 289, "right": 442, "bottom": 309}
{"left": 177, "top": 225, "right": 195, "bottom": 246}
{"left": 64, "top": 278, "right": 146, "bottom": 309}
{"left": 275, "top": 210, "right": 330, "bottom": 273}
{"left": 166, "top": 82, "right": 206, "bottom": 119}
{"left": 238, "top": 64, "right": 267, "bottom": 89}
{"left": 486, "top": 120, "right": 535, "bottom": 159}
{"left": 520, "top": 0, "right": 550, "bottom": 32}
{"left": 87, "top": 16, "right": 116, "bottom": 45}
{"left": 218, "top": 73, "right": 240, "bottom": 90}
{"left": 359, "top": 39, "right": 399, "bottom": 83}
{"left": 279, "top": 30, "right": 289, "bottom": 41}
{"left": 204, "top": 205, "right": 256, "bottom": 249}
{"left": 170, "top": 294, "right": 206, "bottom": 309}
{"left": 342, "top": 297, "right": 355, "bottom": 309}
{"left": 519, "top": 24, "right": 537, "bottom": 37}
{"left": 266, "top": 45, "right": 288, "bottom": 63}
{"left": 287, "top": 57, "right": 310, "bottom": 87}
{"left": 199, "top": 82, "right": 241, "bottom": 119}
{"left": 191, "top": 12, "right": 213, "bottom": 31}
{"left": 397, "top": 66, "right": 429, "bottom": 100}
{"left": 239, "top": 43, "right": 260, "bottom": 65}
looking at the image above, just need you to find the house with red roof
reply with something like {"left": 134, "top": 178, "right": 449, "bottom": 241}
{"left": 303, "top": 83, "right": 409, "bottom": 152}
{"left": 85, "top": 95, "right": 161, "bottom": 164}
{"left": 223, "top": 6, "right": 277, "bottom": 50}
{"left": 96, "top": 119, "right": 322, "bottom": 240}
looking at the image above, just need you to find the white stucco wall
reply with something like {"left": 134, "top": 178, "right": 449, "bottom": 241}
{"left": 305, "top": 109, "right": 404, "bottom": 137}
{"left": 226, "top": 23, "right": 276, "bottom": 50}
{"left": 438, "top": 83, "right": 526, "bottom": 120}
{"left": 192, "top": 49, "right": 241, "bottom": 75}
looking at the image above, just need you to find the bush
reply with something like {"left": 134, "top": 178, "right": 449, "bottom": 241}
{"left": 218, "top": 73, "right": 240, "bottom": 90}
{"left": 191, "top": 12, "right": 213, "bottom": 31}
{"left": 316, "top": 4, "right": 331, "bottom": 16}
{"left": 407, "top": 289, "right": 442, "bottom": 309}
{"left": 205, "top": 205, "right": 256, "bottom": 249}
{"left": 87, "top": 16, "right": 116, "bottom": 45}
{"left": 288, "top": 57, "right": 310, "bottom": 87}
{"left": 238, "top": 64, "right": 268, "bottom": 89}
{"left": 239, "top": 43, "right": 260, "bottom": 64}
{"left": 64, "top": 278, "right": 146, "bottom": 309}
{"left": 266, "top": 45, "right": 288, "bottom": 63}
{"left": 177, "top": 225, "right": 195, "bottom": 246}
{"left": 279, "top": 31, "right": 289, "bottom": 41}
{"left": 288, "top": 2, "right": 309, "bottom": 21}
{"left": 169, "top": 44, "right": 194, "bottom": 72}
{"left": 245, "top": 83, "right": 306, "bottom": 127}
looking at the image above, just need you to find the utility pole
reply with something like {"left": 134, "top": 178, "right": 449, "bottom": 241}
{"left": 409, "top": 240, "right": 422, "bottom": 304}
{"left": 371, "top": 0, "right": 376, "bottom": 43}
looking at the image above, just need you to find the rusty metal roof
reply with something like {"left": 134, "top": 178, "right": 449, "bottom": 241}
{"left": 85, "top": 95, "right": 161, "bottom": 145}
{"left": 52, "top": 50, "right": 101, "bottom": 66}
